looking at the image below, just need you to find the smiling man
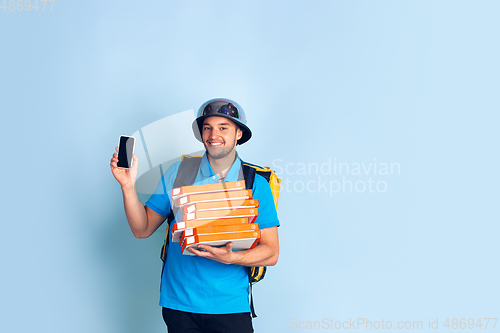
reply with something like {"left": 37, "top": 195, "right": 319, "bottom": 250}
{"left": 110, "top": 98, "right": 280, "bottom": 333}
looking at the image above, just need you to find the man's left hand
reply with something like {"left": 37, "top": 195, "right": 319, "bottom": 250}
{"left": 187, "top": 242, "right": 240, "bottom": 264}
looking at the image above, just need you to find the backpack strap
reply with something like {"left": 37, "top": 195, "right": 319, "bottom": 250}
{"left": 173, "top": 156, "right": 202, "bottom": 189}
{"left": 242, "top": 162, "right": 260, "bottom": 318}
{"left": 242, "top": 163, "right": 255, "bottom": 191}
{"left": 160, "top": 156, "right": 202, "bottom": 263}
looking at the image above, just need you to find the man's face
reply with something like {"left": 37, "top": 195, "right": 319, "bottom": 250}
{"left": 202, "top": 116, "right": 243, "bottom": 160}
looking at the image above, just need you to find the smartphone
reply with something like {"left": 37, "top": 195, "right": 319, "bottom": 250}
{"left": 117, "top": 135, "right": 136, "bottom": 169}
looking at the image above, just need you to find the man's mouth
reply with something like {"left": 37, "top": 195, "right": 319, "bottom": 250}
{"left": 207, "top": 141, "right": 224, "bottom": 147}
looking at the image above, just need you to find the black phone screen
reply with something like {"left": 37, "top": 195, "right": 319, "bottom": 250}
{"left": 117, "top": 136, "right": 135, "bottom": 168}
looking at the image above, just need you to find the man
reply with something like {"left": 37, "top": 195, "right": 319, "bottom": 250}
{"left": 110, "top": 98, "right": 280, "bottom": 333}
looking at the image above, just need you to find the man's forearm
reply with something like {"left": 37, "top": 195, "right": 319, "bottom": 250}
{"left": 231, "top": 242, "right": 279, "bottom": 267}
{"left": 121, "top": 184, "right": 149, "bottom": 238}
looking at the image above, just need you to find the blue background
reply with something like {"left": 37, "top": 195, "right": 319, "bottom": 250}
{"left": 1, "top": 1, "right": 499, "bottom": 332}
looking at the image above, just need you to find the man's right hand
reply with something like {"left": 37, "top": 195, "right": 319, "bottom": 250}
{"left": 110, "top": 147, "right": 138, "bottom": 188}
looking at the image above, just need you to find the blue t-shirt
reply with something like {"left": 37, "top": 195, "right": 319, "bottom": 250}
{"left": 146, "top": 153, "right": 280, "bottom": 314}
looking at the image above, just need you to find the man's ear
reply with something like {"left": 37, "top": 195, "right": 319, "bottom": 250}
{"left": 236, "top": 127, "right": 243, "bottom": 141}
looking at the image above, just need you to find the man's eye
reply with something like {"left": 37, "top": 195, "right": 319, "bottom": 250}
{"left": 220, "top": 127, "right": 227, "bottom": 130}
{"left": 203, "top": 127, "right": 210, "bottom": 131}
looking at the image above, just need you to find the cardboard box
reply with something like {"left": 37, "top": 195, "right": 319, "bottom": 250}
{"left": 171, "top": 181, "right": 246, "bottom": 200}
{"left": 182, "top": 223, "right": 259, "bottom": 239}
{"left": 181, "top": 230, "right": 261, "bottom": 255}
{"left": 171, "top": 217, "right": 249, "bottom": 242}
{"left": 182, "top": 199, "right": 259, "bottom": 215}
{"left": 182, "top": 208, "right": 258, "bottom": 223}
{"left": 176, "top": 189, "right": 253, "bottom": 207}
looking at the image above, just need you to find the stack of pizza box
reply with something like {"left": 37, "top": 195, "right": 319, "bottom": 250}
{"left": 170, "top": 181, "right": 260, "bottom": 255}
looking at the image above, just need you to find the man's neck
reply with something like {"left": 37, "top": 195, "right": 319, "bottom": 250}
{"left": 207, "top": 150, "right": 237, "bottom": 179}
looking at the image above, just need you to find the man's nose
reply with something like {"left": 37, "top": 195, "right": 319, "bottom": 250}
{"left": 210, "top": 128, "right": 221, "bottom": 138}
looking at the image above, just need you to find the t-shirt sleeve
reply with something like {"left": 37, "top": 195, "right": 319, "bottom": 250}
{"left": 145, "top": 162, "right": 181, "bottom": 217}
{"left": 252, "top": 174, "right": 280, "bottom": 229}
